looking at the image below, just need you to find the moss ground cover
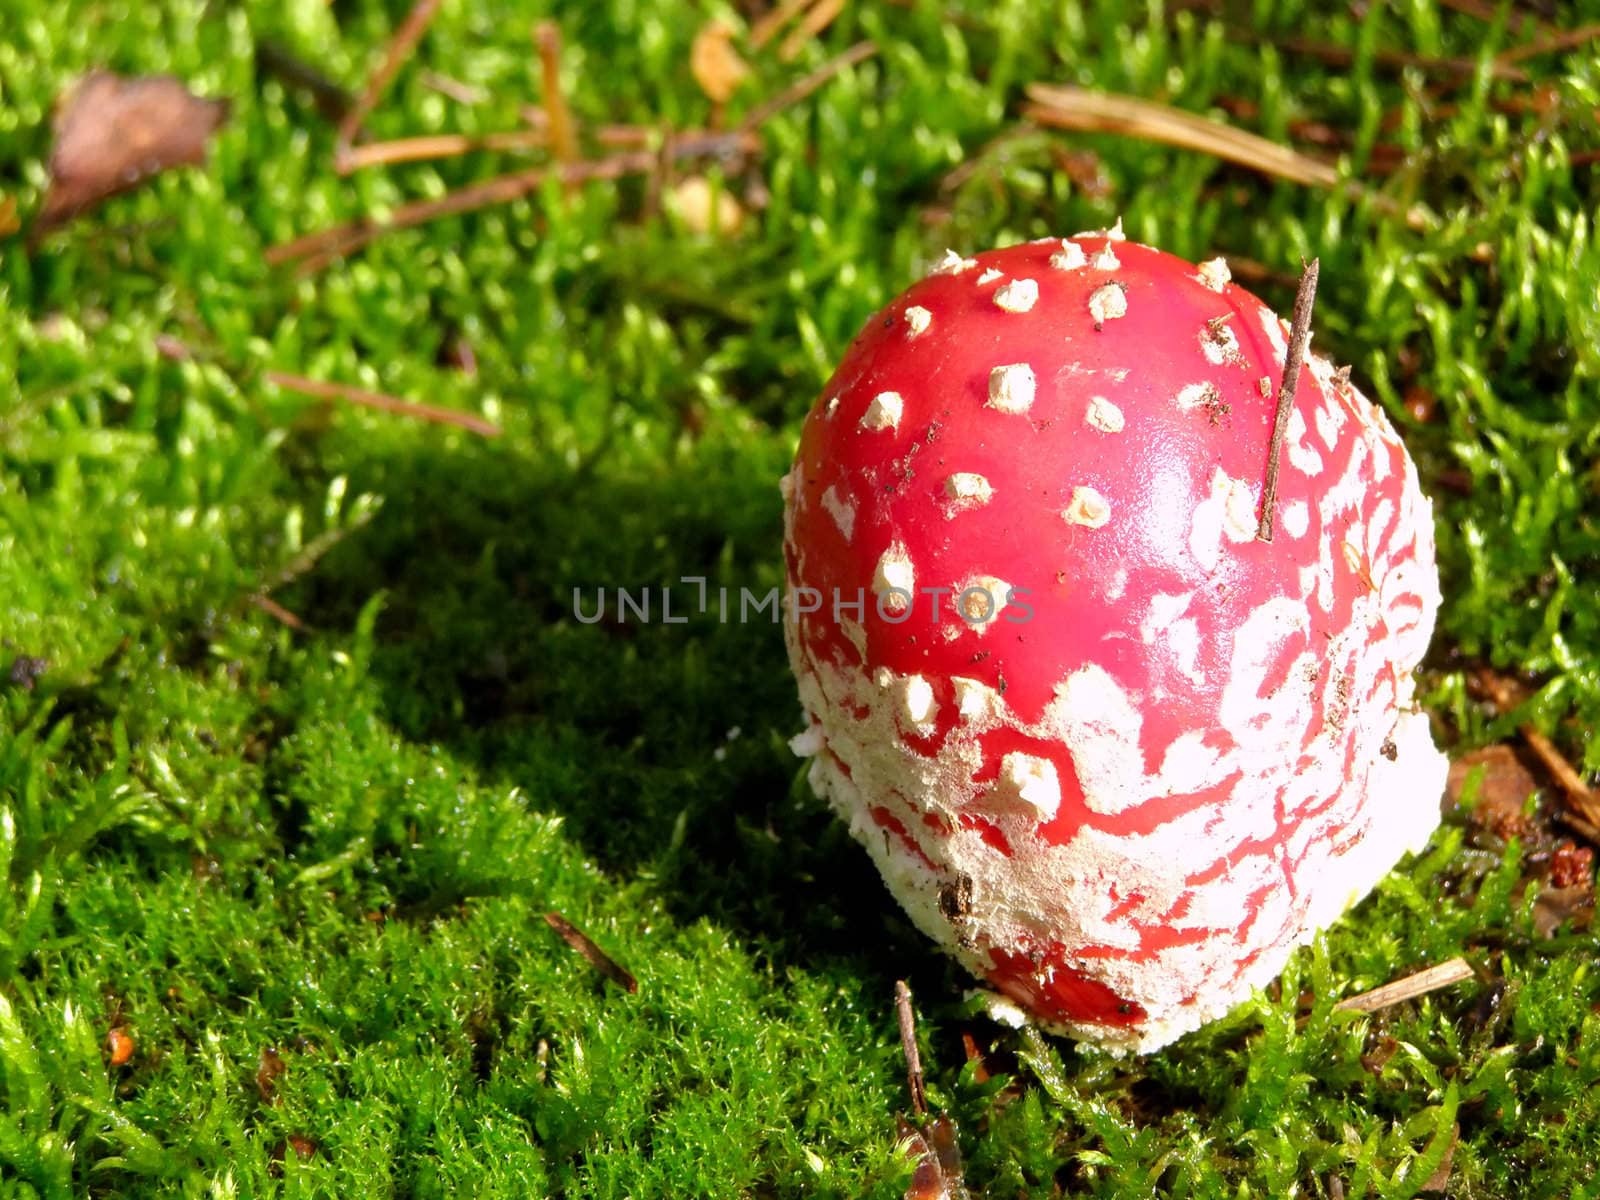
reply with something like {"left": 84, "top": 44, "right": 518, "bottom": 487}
{"left": 2, "top": 1, "right": 1599, "bottom": 1195}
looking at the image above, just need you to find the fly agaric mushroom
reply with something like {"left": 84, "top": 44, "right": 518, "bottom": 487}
{"left": 780, "top": 232, "right": 1445, "bottom": 1053}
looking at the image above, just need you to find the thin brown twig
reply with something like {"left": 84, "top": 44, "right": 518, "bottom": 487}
{"left": 1257, "top": 258, "right": 1319, "bottom": 542}
{"left": 255, "top": 41, "right": 353, "bottom": 123}
{"left": 778, "top": 0, "right": 847, "bottom": 63}
{"left": 419, "top": 70, "right": 487, "bottom": 106}
{"left": 1440, "top": 0, "right": 1553, "bottom": 38}
{"left": 255, "top": 510, "right": 378, "bottom": 597}
{"left": 895, "top": 980, "right": 927, "bottom": 1117}
{"left": 1555, "top": 809, "right": 1600, "bottom": 845}
{"left": 750, "top": 0, "right": 816, "bottom": 49}
{"left": 335, "top": 0, "right": 444, "bottom": 166}
{"left": 1521, "top": 725, "right": 1600, "bottom": 826}
{"left": 264, "top": 370, "right": 502, "bottom": 438}
{"left": 1475, "top": 669, "right": 1600, "bottom": 829}
{"left": 268, "top": 132, "right": 759, "bottom": 271}
{"left": 1239, "top": 32, "right": 1528, "bottom": 82}
{"left": 1333, "top": 958, "right": 1474, "bottom": 1013}
{"left": 267, "top": 153, "right": 645, "bottom": 266}
{"left": 740, "top": 39, "right": 878, "bottom": 132}
{"left": 249, "top": 593, "right": 308, "bottom": 631}
{"left": 543, "top": 911, "right": 638, "bottom": 993}
{"left": 535, "top": 21, "right": 579, "bottom": 165}
{"left": 1498, "top": 21, "right": 1600, "bottom": 64}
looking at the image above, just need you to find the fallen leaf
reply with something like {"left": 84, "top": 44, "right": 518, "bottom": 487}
{"left": 35, "top": 71, "right": 229, "bottom": 236}
{"left": 691, "top": 21, "right": 751, "bottom": 105}
{"left": 1532, "top": 882, "right": 1594, "bottom": 938}
{"left": 1448, "top": 745, "right": 1539, "bottom": 841}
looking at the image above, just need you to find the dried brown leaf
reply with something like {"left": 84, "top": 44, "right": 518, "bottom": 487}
{"left": 692, "top": 21, "right": 752, "bottom": 104}
{"left": 36, "top": 71, "right": 228, "bottom": 235}
{"left": 1532, "top": 881, "right": 1594, "bottom": 938}
{"left": 1448, "top": 745, "right": 1539, "bottom": 841}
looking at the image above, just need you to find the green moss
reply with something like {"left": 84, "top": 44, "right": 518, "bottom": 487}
{"left": 3, "top": 0, "right": 1598, "bottom": 1194}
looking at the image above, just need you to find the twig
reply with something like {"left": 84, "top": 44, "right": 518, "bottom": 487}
{"left": 268, "top": 152, "right": 643, "bottom": 266}
{"left": 750, "top": 0, "right": 816, "bottom": 49}
{"left": 535, "top": 21, "right": 579, "bottom": 165}
{"left": 419, "top": 70, "right": 487, "bottom": 106}
{"left": 1521, "top": 725, "right": 1600, "bottom": 826}
{"left": 1498, "top": 22, "right": 1600, "bottom": 64}
{"left": 1237, "top": 32, "right": 1528, "bottom": 82}
{"left": 543, "top": 911, "right": 638, "bottom": 993}
{"left": 1555, "top": 809, "right": 1600, "bottom": 846}
{"left": 1440, "top": 0, "right": 1552, "bottom": 39}
{"left": 253, "top": 507, "right": 378, "bottom": 601}
{"left": 268, "top": 133, "right": 758, "bottom": 271}
{"left": 337, "top": 130, "right": 552, "bottom": 171}
{"left": 250, "top": 593, "right": 308, "bottom": 631}
{"left": 1334, "top": 958, "right": 1474, "bottom": 1013}
{"left": 740, "top": 39, "right": 878, "bottom": 131}
{"left": 1025, "top": 86, "right": 1341, "bottom": 188}
{"left": 264, "top": 370, "right": 502, "bottom": 438}
{"left": 1257, "top": 258, "right": 1319, "bottom": 541}
{"left": 1475, "top": 669, "right": 1600, "bottom": 829}
{"left": 255, "top": 41, "right": 353, "bottom": 122}
{"left": 895, "top": 980, "right": 927, "bottom": 1117}
{"left": 779, "top": 0, "right": 847, "bottom": 63}
{"left": 335, "top": 0, "right": 443, "bottom": 167}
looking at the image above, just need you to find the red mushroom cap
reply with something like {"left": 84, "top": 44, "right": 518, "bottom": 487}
{"left": 782, "top": 233, "right": 1445, "bottom": 1052}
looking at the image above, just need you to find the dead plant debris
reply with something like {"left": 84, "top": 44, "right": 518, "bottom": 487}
{"left": 543, "top": 911, "right": 638, "bottom": 993}
{"left": 1334, "top": 958, "right": 1475, "bottom": 1014}
{"left": 34, "top": 71, "right": 228, "bottom": 237}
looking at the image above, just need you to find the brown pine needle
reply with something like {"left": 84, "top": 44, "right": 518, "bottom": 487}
{"left": 1440, "top": 0, "right": 1553, "bottom": 38}
{"left": 335, "top": 0, "right": 443, "bottom": 166}
{"left": 535, "top": 22, "right": 579, "bottom": 165}
{"left": 1499, "top": 22, "right": 1600, "bottom": 64}
{"left": 1258, "top": 258, "right": 1320, "bottom": 542}
{"left": 264, "top": 370, "right": 501, "bottom": 438}
{"left": 1334, "top": 958, "right": 1474, "bottom": 1013}
{"left": 543, "top": 911, "right": 638, "bottom": 993}
{"left": 266, "top": 152, "right": 647, "bottom": 266}
{"left": 338, "top": 130, "right": 552, "bottom": 171}
{"left": 249, "top": 593, "right": 308, "bottom": 631}
{"left": 1025, "top": 85, "right": 1341, "bottom": 188}
{"left": 1265, "top": 34, "right": 1527, "bottom": 82}
{"left": 778, "top": 0, "right": 847, "bottom": 63}
{"left": 740, "top": 40, "right": 878, "bottom": 132}
{"left": 419, "top": 71, "right": 488, "bottom": 106}
{"left": 257, "top": 509, "right": 379, "bottom": 596}
{"left": 267, "top": 132, "right": 757, "bottom": 272}
{"left": 750, "top": 0, "right": 816, "bottom": 49}
{"left": 895, "top": 981, "right": 927, "bottom": 1117}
